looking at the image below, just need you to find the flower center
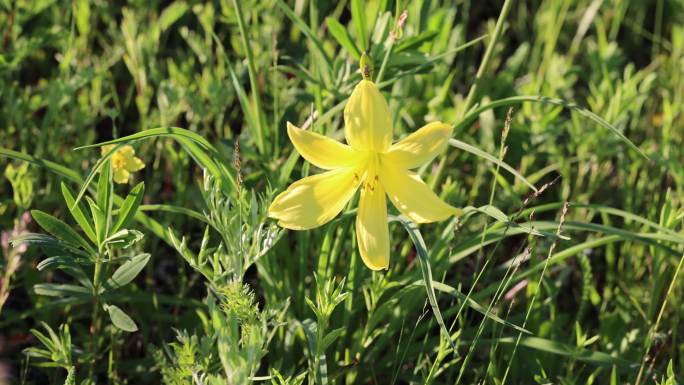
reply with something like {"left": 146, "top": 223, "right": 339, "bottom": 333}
{"left": 112, "top": 153, "right": 126, "bottom": 169}
{"left": 360, "top": 153, "right": 381, "bottom": 192}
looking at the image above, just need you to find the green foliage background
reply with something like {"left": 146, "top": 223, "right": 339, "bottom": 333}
{"left": 1, "top": 0, "right": 683, "bottom": 384}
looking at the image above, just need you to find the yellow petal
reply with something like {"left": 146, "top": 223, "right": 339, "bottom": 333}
{"left": 380, "top": 166, "right": 462, "bottom": 223}
{"left": 356, "top": 180, "right": 390, "bottom": 270}
{"left": 101, "top": 144, "right": 116, "bottom": 156}
{"left": 125, "top": 155, "right": 145, "bottom": 172}
{"left": 344, "top": 80, "right": 392, "bottom": 152}
{"left": 383, "top": 122, "right": 452, "bottom": 169}
{"left": 268, "top": 168, "right": 360, "bottom": 230}
{"left": 118, "top": 145, "right": 136, "bottom": 158}
{"left": 287, "top": 122, "right": 359, "bottom": 170}
{"left": 113, "top": 168, "right": 130, "bottom": 184}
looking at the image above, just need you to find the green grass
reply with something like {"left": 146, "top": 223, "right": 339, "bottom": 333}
{"left": 1, "top": 0, "right": 683, "bottom": 384}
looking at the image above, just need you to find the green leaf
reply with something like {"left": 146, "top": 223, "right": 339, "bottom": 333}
{"left": 61, "top": 183, "right": 96, "bottom": 243}
{"left": 34, "top": 283, "right": 91, "bottom": 299}
{"left": 226, "top": 60, "right": 258, "bottom": 146}
{"left": 325, "top": 17, "right": 361, "bottom": 59}
{"left": 277, "top": 148, "right": 302, "bottom": 188}
{"left": 156, "top": 1, "right": 189, "bottom": 32}
{"left": 74, "top": 0, "right": 90, "bottom": 38}
{"left": 300, "top": 318, "right": 328, "bottom": 385}
{"left": 103, "top": 304, "right": 138, "bottom": 332}
{"left": 395, "top": 30, "right": 439, "bottom": 53}
{"left": 112, "top": 182, "right": 145, "bottom": 233}
{"left": 491, "top": 336, "right": 632, "bottom": 366}
{"left": 96, "top": 159, "right": 113, "bottom": 224}
{"left": 321, "top": 327, "right": 345, "bottom": 351}
{"left": 425, "top": 281, "right": 531, "bottom": 334}
{"left": 351, "top": 0, "right": 368, "bottom": 51}
{"left": 0, "top": 148, "right": 175, "bottom": 249}
{"left": 456, "top": 95, "right": 648, "bottom": 159}
{"left": 104, "top": 253, "right": 150, "bottom": 291}
{"left": 37, "top": 256, "right": 92, "bottom": 289}
{"left": 134, "top": 204, "right": 207, "bottom": 223}
{"left": 103, "top": 229, "right": 144, "bottom": 249}
{"left": 449, "top": 139, "right": 538, "bottom": 192}
{"left": 0, "top": 147, "right": 81, "bottom": 183}
{"left": 230, "top": 0, "right": 266, "bottom": 154}
{"left": 30, "top": 210, "right": 94, "bottom": 254}
{"left": 86, "top": 197, "right": 106, "bottom": 247}
{"left": 76, "top": 127, "right": 214, "bottom": 152}
{"left": 11, "top": 233, "right": 89, "bottom": 258}
{"left": 274, "top": 0, "right": 332, "bottom": 70}
{"left": 461, "top": 205, "right": 563, "bottom": 239}
{"left": 72, "top": 143, "right": 124, "bottom": 211}
{"left": 76, "top": 127, "right": 236, "bottom": 193}
{"left": 392, "top": 215, "right": 458, "bottom": 354}
{"left": 378, "top": 35, "right": 487, "bottom": 88}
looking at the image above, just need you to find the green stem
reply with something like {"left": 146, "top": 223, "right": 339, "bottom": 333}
{"left": 462, "top": 0, "right": 512, "bottom": 113}
{"left": 89, "top": 257, "right": 103, "bottom": 378}
{"left": 375, "top": 40, "right": 394, "bottom": 84}
{"left": 232, "top": 0, "right": 265, "bottom": 153}
{"left": 431, "top": 0, "right": 513, "bottom": 189}
{"left": 454, "top": 125, "right": 509, "bottom": 383}
{"left": 634, "top": 252, "right": 684, "bottom": 385}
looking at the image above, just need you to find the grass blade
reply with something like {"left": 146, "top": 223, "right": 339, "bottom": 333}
{"left": 392, "top": 215, "right": 458, "bottom": 354}
{"left": 275, "top": 0, "right": 332, "bottom": 71}
{"left": 456, "top": 95, "right": 648, "bottom": 159}
{"left": 449, "top": 138, "right": 537, "bottom": 192}
{"left": 326, "top": 17, "right": 361, "bottom": 59}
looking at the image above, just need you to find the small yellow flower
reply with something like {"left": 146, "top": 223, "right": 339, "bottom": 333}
{"left": 268, "top": 79, "right": 462, "bottom": 270}
{"left": 100, "top": 145, "right": 145, "bottom": 184}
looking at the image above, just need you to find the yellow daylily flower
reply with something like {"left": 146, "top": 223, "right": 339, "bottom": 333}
{"left": 101, "top": 145, "right": 145, "bottom": 184}
{"left": 268, "top": 79, "right": 461, "bottom": 270}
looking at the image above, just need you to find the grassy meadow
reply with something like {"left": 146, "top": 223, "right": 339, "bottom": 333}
{"left": 1, "top": 0, "right": 684, "bottom": 384}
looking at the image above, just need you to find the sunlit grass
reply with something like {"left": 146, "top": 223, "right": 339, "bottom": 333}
{"left": 1, "top": 1, "right": 683, "bottom": 384}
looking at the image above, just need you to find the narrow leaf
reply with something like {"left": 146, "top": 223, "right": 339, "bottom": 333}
{"left": 274, "top": 0, "right": 332, "bottom": 69}
{"left": 34, "top": 283, "right": 91, "bottom": 299}
{"left": 31, "top": 210, "right": 93, "bottom": 254}
{"left": 103, "top": 229, "right": 144, "bottom": 249}
{"left": 61, "top": 182, "right": 96, "bottom": 243}
{"left": 456, "top": 95, "right": 648, "bottom": 159}
{"left": 326, "top": 17, "right": 361, "bottom": 59}
{"left": 392, "top": 215, "right": 458, "bottom": 354}
{"left": 0, "top": 147, "right": 81, "bottom": 182}
{"left": 104, "top": 304, "right": 138, "bottom": 332}
{"left": 351, "top": 0, "right": 368, "bottom": 51}
{"left": 104, "top": 253, "right": 151, "bottom": 291}
{"left": 86, "top": 197, "right": 105, "bottom": 247}
{"left": 492, "top": 336, "right": 632, "bottom": 366}
{"left": 96, "top": 160, "right": 112, "bottom": 218}
{"left": 112, "top": 182, "right": 145, "bottom": 233}
{"left": 76, "top": 127, "right": 236, "bottom": 193}
{"left": 449, "top": 138, "right": 537, "bottom": 192}
{"left": 427, "top": 281, "right": 531, "bottom": 334}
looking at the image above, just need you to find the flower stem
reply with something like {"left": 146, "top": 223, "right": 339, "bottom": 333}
{"left": 89, "top": 256, "right": 103, "bottom": 378}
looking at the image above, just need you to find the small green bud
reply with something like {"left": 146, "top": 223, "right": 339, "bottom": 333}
{"left": 360, "top": 52, "right": 373, "bottom": 80}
